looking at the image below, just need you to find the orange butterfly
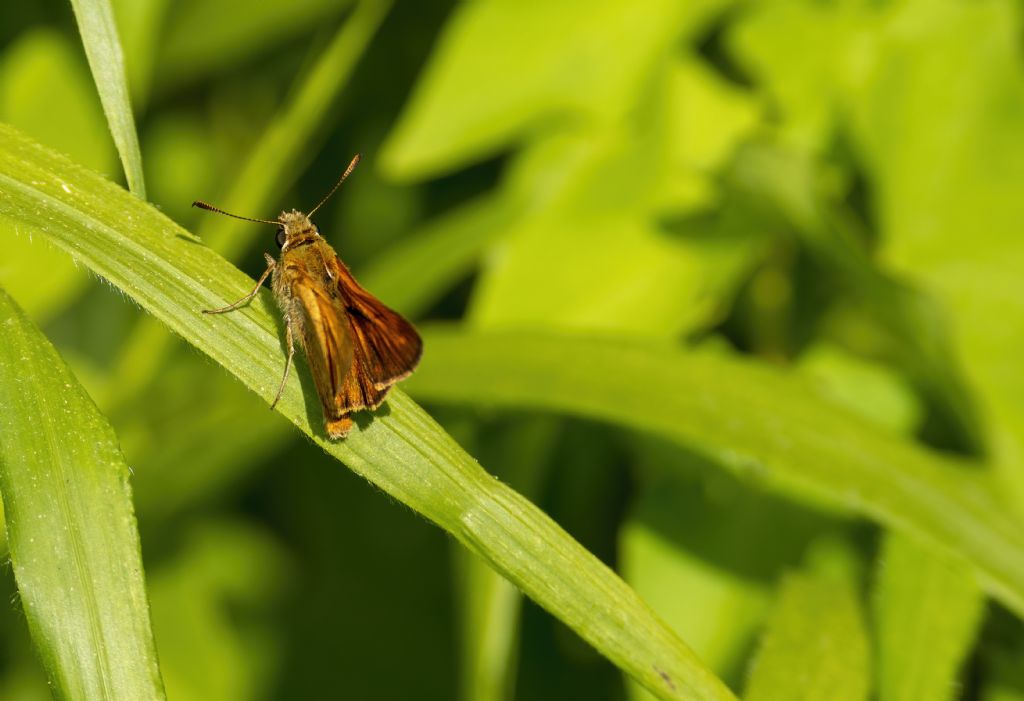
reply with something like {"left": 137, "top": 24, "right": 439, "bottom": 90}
{"left": 195, "top": 155, "right": 422, "bottom": 438}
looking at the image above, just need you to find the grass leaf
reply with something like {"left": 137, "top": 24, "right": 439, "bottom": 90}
{"left": 403, "top": 327, "right": 1024, "bottom": 618}
{"left": 0, "top": 287, "right": 165, "bottom": 700}
{"left": 0, "top": 123, "right": 734, "bottom": 701}
{"left": 69, "top": 0, "right": 146, "bottom": 198}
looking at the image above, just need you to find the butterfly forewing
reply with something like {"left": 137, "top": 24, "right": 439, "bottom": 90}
{"left": 289, "top": 278, "right": 354, "bottom": 420}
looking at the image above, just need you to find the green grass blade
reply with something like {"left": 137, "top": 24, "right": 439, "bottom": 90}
{"left": 68, "top": 0, "right": 146, "bottom": 198}
{"left": 0, "top": 287, "right": 165, "bottom": 700}
{"left": 874, "top": 534, "right": 984, "bottom": 701}
{"left": 402, "top": 327, "right": 1024, "bottom": 619}
{"left": 0, "top": 124, "right": 734, "bottom": 701}
{"left": 744, "top": 572, "right": 870, "bottom": 701}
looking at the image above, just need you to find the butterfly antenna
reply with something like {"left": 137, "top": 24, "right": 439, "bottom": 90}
{"left": 308, "top": 153, "right": 361, "bottom": 216}
{"left": 192, "top": 200, "right": 278, "bottom": 225}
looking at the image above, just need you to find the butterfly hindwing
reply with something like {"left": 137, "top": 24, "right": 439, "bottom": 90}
{"left": 332, "top": 261, "right": 422, "bottom": 410}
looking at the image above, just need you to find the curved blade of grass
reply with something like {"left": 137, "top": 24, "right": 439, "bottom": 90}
{"left": 402, "top": 327, "right": 1024, "bottom": 619}
{"left": 0, "top": 287, "right": 165, "bottom": 700}
{"left": 0, "top": 124, "right": 734, "bottom": 701}
{"left": 69, "top": 0, "right": 146, "bottom": 198}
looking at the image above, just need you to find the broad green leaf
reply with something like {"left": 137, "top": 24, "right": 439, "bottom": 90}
{"left": 874, "top": 534, "right": 983, "bottom": 701}
{"left": 0, "top": 287, "right": 165, "bottom": 700}
{"left": 654, "top": 57, "right": 761, "bottom": 216}
{"left": 728, "top": 0, "right": 868, "bottom": 152}
{"left": 381, "top": 0, "right": 687, "bottom": 178}
{"left": 69, "top": 0, "right": 146, "bottom": 197}
{"left": 0, "top": 124, "right": 734, "bottom": 701}
{"left": 403, "top": 327, "right": 1024, "bottom": 617}
{"left": 744, "top": 570, "right": 870, "bottom": 701}
{"left": 467, "top": 140, "right": 755, "bottom": 337}
{"left": 471, "top": 198, "right": 710, "bottom": 337}
{"left": 465, "top": 56, "right": 760, "bottom": 338}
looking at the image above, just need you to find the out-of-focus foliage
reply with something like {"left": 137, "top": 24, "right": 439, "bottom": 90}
{"left": 1, "top": 0, "right": 1024, "bottom": 698}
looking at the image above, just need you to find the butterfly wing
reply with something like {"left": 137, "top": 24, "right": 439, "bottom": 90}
{"left": 288, "top": 271, "right": 355, "bottom": 423}
{"left": 332, "top": 261, "right": 422, "bottom": 411}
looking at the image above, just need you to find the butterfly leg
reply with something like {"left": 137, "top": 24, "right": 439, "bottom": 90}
{"left": 203, "top": 253, "right": 276, "bottom": 314}
{"left": 269, "top": 317, "right": 295, "bottom": 410}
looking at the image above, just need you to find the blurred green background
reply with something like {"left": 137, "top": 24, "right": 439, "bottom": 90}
{"left": 3, "top": 0, "right": 1024, "bottom": 698}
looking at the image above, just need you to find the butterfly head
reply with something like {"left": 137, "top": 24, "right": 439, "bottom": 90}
{"left": 276, "top": 210, "right": 320, "bottom": 249}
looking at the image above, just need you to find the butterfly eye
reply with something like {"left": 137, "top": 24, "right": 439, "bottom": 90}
{"left": 276, "top": 228, "right": 286, "bottom": 248}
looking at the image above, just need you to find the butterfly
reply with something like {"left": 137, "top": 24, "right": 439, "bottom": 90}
{"left": 194, "top": 154, "right": 422, "bottom": 438}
